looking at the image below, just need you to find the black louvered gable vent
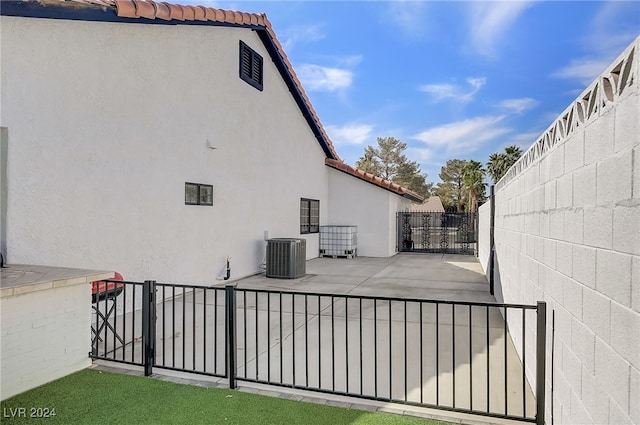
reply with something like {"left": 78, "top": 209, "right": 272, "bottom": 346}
{"left": 240, "top": 40, "right": 263, "bottom": 91}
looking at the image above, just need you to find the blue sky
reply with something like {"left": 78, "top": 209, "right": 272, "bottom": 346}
{"left": 204, "top": 1, "right": 639, "bottom": 184}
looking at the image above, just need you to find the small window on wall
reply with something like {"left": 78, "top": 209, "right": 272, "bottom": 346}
{"left": 239, "top": 40, "right": 263, "bottom": 91}
{"left": 185, "top": 182, "right": 213, "bottom": 206}
{"left": 300, "top": 198, "right": 319, "bottom": 234}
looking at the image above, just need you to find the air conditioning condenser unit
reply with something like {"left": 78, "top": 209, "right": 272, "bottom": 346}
{"left": 266, "top": 238, "right": 306, "bottom": 279}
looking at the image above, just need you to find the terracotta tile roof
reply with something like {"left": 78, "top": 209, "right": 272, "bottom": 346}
{"left": 50, "top": 0, "right": 340, "bottom": 160}
{"left": 325, "top": 159, "right": 424, "bottom": 203}
{"left": 108, "top": 0, "right": 265, "bottom": 24}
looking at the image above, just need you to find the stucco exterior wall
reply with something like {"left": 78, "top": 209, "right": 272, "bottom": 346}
{"left": 1, "top": 16, "right": 332, "bottom": 284}
{"left": 327, "top": 168, "right": 412, "bottom": 257}
{"left": 486, "top": 38, "right": 639, "bottom": 425}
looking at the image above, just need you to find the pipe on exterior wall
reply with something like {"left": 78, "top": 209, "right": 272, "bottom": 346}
{"left": 224, "top": 257, "right": 231, "bottom": 280}
{"left": 216, "top": 256, "right": 231, "bottom": 281}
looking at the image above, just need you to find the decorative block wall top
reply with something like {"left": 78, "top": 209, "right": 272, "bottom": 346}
{"left": 497, "top": 36, "right": 638, "bottom": 190}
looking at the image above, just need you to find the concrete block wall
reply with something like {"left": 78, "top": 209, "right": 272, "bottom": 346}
{"left": 478, "top": 200, "right": 491, "bottom": 277}
{"left": 0, "top": 283, "right": 92, "bottom": 400}
{"left": 487, "top": 37, "right": 639, "bottom": 425}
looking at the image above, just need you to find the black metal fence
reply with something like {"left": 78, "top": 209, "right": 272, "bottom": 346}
{"left": 91, "top": 280, "right": 545, "bottom": 424}
{"left": 91, "top": 278, "right": 144, "bottom": 367}
{"left": 397, "top": 211, "right": 478, "bottom": 255}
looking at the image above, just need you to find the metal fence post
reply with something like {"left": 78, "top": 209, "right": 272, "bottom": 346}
{"left": 536, "top": 301, "right": 547, "bottom": 425}
{"left": 489, "top": 185, "right": 495, "bottom": 295}
{"left": 475, "top": 210, "right": 479, "bottom": 257}
{"left": 225, "top": 284, "right": 237, "bottom": 389}
{"left": 142, "top": 280, "right": 156, "bottom": 377}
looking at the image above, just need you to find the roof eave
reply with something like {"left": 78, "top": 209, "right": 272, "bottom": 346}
{"left": 402, "top": 192, "right": 424, "bottom": 203}
{"left": 257, "top": 29, "right": 338, "bottom": 160}
{"left": 326, "top": 160, "right": 425, "bottom": 203}
{"left": 0, "top": 1, "right": 263, "bottom": 27}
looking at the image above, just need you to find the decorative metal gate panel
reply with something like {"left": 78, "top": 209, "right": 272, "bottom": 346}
{"left": 397, "top": 211, "right": 477, "bottom": 255}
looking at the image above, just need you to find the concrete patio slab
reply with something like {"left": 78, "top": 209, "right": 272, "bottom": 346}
{"left": 235, "top": 253, "right": 491, "bottom": 302}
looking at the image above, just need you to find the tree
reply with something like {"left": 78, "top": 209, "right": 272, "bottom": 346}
{"left": 462, "top": 160, "right": 486, "bottom": 213}
{"left": 435, "top": 159, "right": 467, "bottom": 212}
{"left": 355, "top": 137, "right": 405, "bottom": 180}
{"left": 395, "top": 160, "right": 433, "bottom": 199}
{"left": 355, "top": 145, "right": 382, "bottom": 176}
{"left": 355, "top": 137, "right": 432, "bottom": 198}
{"left": 486, "top": 152, "right": 504, "bottom": 184}
{"left": 486, "top": 145, "right": 523, "bottom": 183}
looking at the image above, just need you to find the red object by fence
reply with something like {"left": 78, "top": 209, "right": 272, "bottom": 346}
{"left": 91, "top": 272, "right": 124, "bottom": 303}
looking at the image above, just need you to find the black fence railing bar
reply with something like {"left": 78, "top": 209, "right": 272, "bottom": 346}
{"left": 91, "top": 279, "right": 145, "bottom": 367}
{"left": 397, "top": 211, "right": 478, "bottom": 255}
{"left": 232, "top": 289, "right": 540, "bottom": 422}
{"left": 153, "top": 282, "right": 227, "bottom": 378}
{"left": 90, "top": 282, "right": 545, "bottom": 425}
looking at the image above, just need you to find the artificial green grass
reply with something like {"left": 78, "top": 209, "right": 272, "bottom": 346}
{"left": 1, "top": 369, "right": 453, "bottom": 424}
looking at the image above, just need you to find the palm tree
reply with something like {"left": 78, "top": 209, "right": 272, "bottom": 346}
{"left": 463, "top": 160, "right": 486, "bottom": 213}
{"left": 487, "top": 152, "right": 504, "bottom": 183}
{"left": 504, "top": 145, "right": 523, "bottom": 165}
{"left": 486, "top": 145, "right": 523, "bottom": 183}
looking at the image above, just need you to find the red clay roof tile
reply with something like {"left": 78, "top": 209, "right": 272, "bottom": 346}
{"left": 222, "top": 9, "right": 234, "bottom": 23}
{"left": 134, "top": 0, "right": 156, "bottom": 19}
{"left": 213, "top": 8, "right": 225, "bottom": 21}
{"left": 325, "top": 159, "right": 424, "bottom": 202}
{"left": 193, "top": 6, "right": 206, "bottom": 21}
{"left": 155, "top": 2, "right": 170, "bottom": 20}
{"left": 167, "top": 3, "right": 182, "bottom": 20}
{"left": 203, "top": 7, "right": 215, "bottom": 21}
{"left": 182, "top": 5, "right": 195, "bottom": 20}
{"left": 115, "top": 0, "right": 136, "bottom": 18}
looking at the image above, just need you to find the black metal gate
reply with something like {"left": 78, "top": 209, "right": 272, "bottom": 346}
{"left": 397, "top": 211, "right": 477, "bottom": 255}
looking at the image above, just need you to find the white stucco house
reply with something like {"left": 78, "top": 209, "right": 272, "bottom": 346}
{"left": 0, "top": 0, "right": 422, "bottom": 285}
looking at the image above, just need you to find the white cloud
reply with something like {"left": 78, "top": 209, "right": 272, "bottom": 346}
{"left": 407, "top": 147, "right": 436, "bottom": 163}
{"left": 387, "top": 1, "right": 429, "bottom": 37}
{"left": 297, "top": 64, "right": 353, "bottom": 92}
{"left": 468, "top": 2, "right": 533, "bottom": 57}
{"left": 420, "top": 77, "right": 486, "bottom": 103}
{"left": 413, "top": 115, "right": 510, "bottom": 154}
{"left": 588, "top": 1, "right": 640, "bottom": 53}
{"left": 279, "top": 24, "right": 326, "bottom": 52}
{"left": 325, "top": 123, "right": 373, "bottom": 146}
{"left": 551, "top": 58, "right": 610, "bottom": 85}
{"left": 334, "top": 55, "right": 363, "bottom": 68}
{"left": 501, "top": 131, "right": 541, "bottom": 151}
{"left": 552, "top": 2, "right": 639, "bottom": 85}
{"left": 495, "top": 97, "right": 538, "bottom": 114}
